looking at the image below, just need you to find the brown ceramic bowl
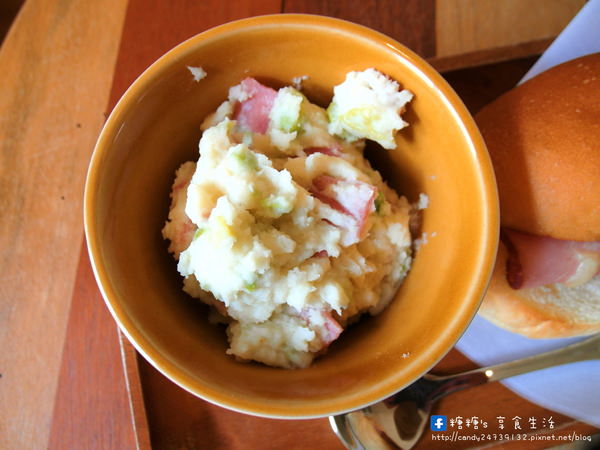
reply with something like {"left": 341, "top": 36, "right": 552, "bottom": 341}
{"left": 84, "top": 14, "right": 498, "bottom": 418}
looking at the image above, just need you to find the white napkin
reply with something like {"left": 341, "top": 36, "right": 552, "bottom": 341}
{"left": 456, "top": 0, "right": 600, "bottom": 428}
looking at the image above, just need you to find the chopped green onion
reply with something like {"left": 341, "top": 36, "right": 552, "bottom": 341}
{"left": 262, "top": 195, "right": 293, "bottom": 216}
{"left": 230, "top": 147, "right": 258, "bottom": 171}
{"left": 374, "top": 191, "right": 385, "bottom": 214}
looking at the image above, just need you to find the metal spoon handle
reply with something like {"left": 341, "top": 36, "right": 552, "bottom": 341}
{"left": 481, "top": 333, "right": 600, "bottom": 381}
{"left": 428, "top": 333, "right": 600, "bottom": 399}
{"left": 331, "top": 333, "right": 600, "bottom": 450}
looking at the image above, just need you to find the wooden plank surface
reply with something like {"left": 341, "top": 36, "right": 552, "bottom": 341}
{"left": 136, "top": 354, "right": 344, "bottom": 449}
{"left": 0, "top": 0, "right": 127, "bottom": 448}
{"left": 435, "top": 0, "right": 585, "bottom": 57}
{"left": 0, "top": 0, "right": 23, "bottom": 42}
{"left": 0, "top": 0, "right": 593, "bottom": 448}
{"left": 282, "top": 0, "right": 436, "bottom": 58}
{"left": 431, "top": 0, "right": 585, "bottom": 71}
{"left": 120, "top": 332, "right": 153, "bottom": 450}
{"left": 47, "top": 242, "right": 138, "bottom": 450}
{"left": 106, "top": 0, "right": 282, "bottom": 110}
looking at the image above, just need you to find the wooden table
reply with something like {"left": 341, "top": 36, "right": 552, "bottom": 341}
{"left": 1, "top": 0, "right": 596, "bottom": 449}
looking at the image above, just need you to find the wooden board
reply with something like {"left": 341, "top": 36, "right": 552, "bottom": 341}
{"left": 47, "top": 242, "right": 139, "bottom": 450}
{"left": 0, "top": 0, "right": 592, "bottom": 448}
{"left": 0, "top": 1, "right": 127, "bottom": 448}
{"left": 431, "top": 0, "right": 586, "bottom": 71}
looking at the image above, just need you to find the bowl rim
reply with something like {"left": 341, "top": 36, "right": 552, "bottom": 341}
{"left": 84, "top": 13, "right": 499, "bottom": 419}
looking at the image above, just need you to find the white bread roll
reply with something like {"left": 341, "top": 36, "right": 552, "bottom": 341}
{"left": 476, "top": 53, "right": 600, "bottom": 338}
{"left": 480, "top": 244, "right": 600, "bottom": 338}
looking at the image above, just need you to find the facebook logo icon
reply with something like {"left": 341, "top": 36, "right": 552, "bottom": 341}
{"left": 430, "top": 415, "right": 447, "bottom": 431}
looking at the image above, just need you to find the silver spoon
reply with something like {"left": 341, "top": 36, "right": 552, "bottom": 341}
{"left": 330, "top": 333, "right": 600, "bottom": 449}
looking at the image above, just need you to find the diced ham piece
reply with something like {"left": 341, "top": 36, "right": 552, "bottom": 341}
{"left": 299, "top": 308, "right": 343, "bottom": 345}
{"left": 173, "top": 220, "right": 196, "bottom": 257}
{"left": 320, "top": 310, "right": 344, "bottom": 344}
{"left": 502, "top": 228, "right": 600, "bottom": 289}
{"left": 304, "top": 146, "right": 342, "bottom": 157}
{"left": 232, "top": 78, "right": 277, "bottom": 134}
{"left": 164, "top": 167, "right": 197, "bottom": 258}
{"left": 312, "top": 250, "right": 329, "bottom": 258}
{"left": 310, "top": 175, "right": 377, "bottom": 243}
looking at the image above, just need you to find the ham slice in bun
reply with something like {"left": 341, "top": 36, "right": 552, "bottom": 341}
{"left": 476, "top": 53, "right": 600, "bottom": 338}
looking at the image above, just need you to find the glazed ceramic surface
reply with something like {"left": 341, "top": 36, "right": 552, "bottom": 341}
{"left": 84, "top": 14, "right": 498, "bottom": 418}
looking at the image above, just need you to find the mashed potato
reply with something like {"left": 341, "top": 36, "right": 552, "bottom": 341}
{"left": 162, "top": 69, "right": 414, "bottom": 368}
